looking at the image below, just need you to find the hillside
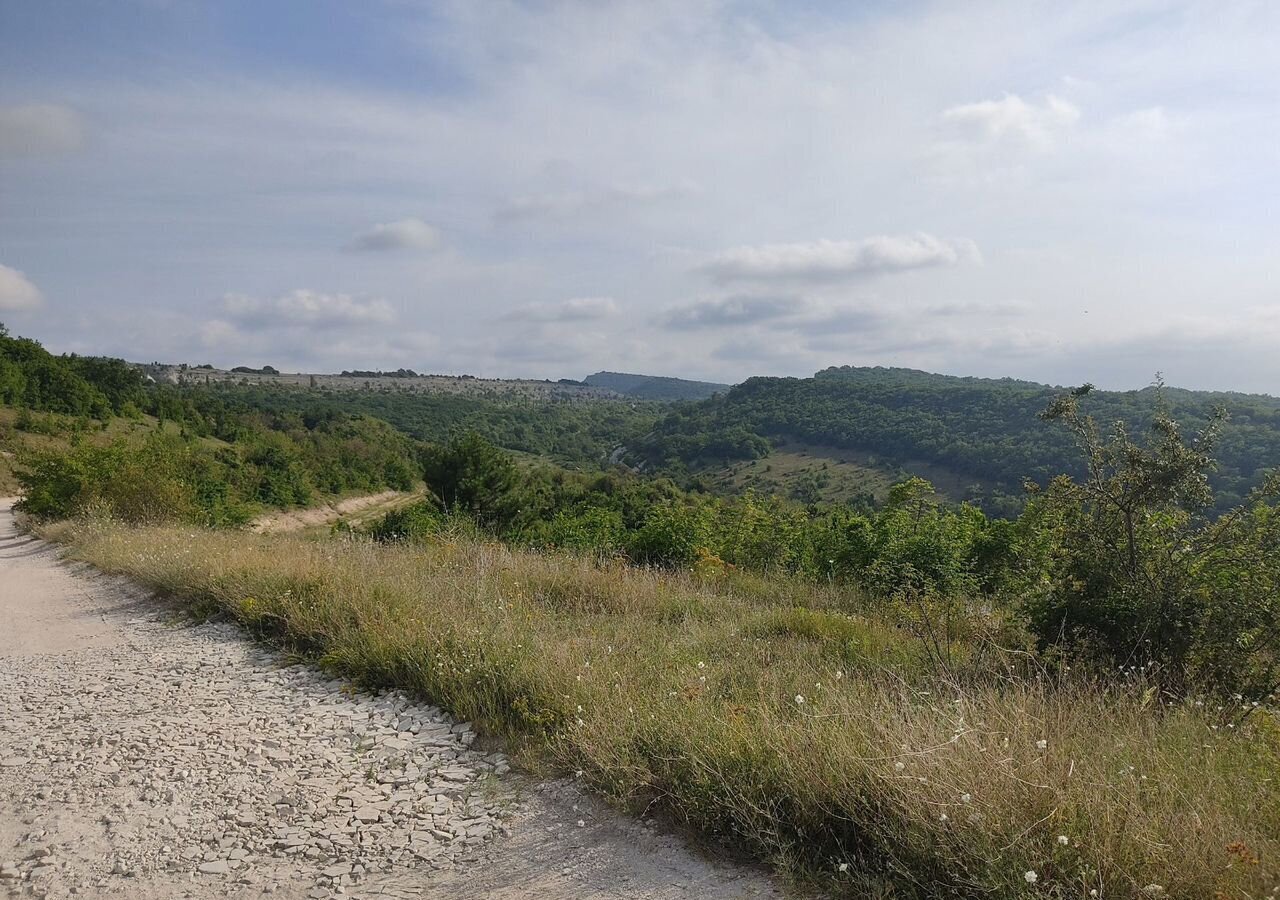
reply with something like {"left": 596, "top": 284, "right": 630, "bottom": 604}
{"left": 146, "top": 363, "right": 622, "bottom": 402}
{"left": 634, "top": 365, "right": 1280, "bottom": 513}
{"left": 582, "top": 371, "right": 729, "bottom": 401}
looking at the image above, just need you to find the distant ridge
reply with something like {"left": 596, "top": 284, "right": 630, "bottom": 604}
{"left": 583, "top": 371, "right": 730, "bottom": 401}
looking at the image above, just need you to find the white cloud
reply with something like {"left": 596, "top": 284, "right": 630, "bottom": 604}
{"left": 0, "top": 104, "right": 87, "bottom": 158}
{"left": 662, "top": 294, "right": 806, "bottom": 329}
{"left": 941, "top": 94, "right": 1080, "bottom": 151}
{"left": 699, "top": 234, "right": 980, "bottom": 285}
{"left": 495, "top": 181, "right": 698, "bottom": 222}
{"left": 220, "top": 290, "right": 395, "bottom": 329}
{"left": 8, "top": 1, "right": 1280, "bottom": 390}
{"left": 925, "top": 301, "right": 1029, "bottom": 318}
{"left": 0, "top": 264, "right": 43, "bottom": 311}
{"left": 346, "top": 218, "right": 442, "bottom": 252}
{"left": 501, "top": 296, "right": 619, "bottom": 323}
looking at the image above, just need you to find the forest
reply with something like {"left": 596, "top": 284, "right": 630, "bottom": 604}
{"left": 631, "top": 365, "right": 1280, "bottom": 513}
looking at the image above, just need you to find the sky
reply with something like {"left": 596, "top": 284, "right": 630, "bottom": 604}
{"left": 1, "top": 0, "right": 1279, "bottom": 392}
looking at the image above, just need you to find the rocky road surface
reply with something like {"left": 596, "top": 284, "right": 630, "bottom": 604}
{"left": 0, "top": 500, "right": 783, "bottom": 899}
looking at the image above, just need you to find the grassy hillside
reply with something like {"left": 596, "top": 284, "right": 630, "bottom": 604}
{"left": 635, "top": 366, "right": 1280, "bottom": 513}
{"left": 48, "top": 518, "right": 1280, "bottom": 899}
{"left": 700, "top": 440, "right": 988, "bottom": 508}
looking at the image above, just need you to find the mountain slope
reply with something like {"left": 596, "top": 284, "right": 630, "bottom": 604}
{"left": 583, "top": 371, "right": 729, "bottom": 401}
{"left": 633, "top": 366, "right": 1280, "bottom": 512}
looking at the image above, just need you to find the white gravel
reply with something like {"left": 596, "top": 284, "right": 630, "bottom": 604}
{"left": 0, "top": 500, "right": 784, "bottom": 899}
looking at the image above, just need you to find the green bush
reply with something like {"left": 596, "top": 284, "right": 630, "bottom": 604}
{"left": 364, "top": 500, "right": 444, "bottom": 543}
{"left": 1024, "top": 384, "right": 1280, "bottom": 698}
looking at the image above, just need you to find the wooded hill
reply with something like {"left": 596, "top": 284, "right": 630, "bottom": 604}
{"left": 632, "top": 365, "right": 1280, "bottom": 513}
{"left": 582, "top": 370, "right": 729, "bottom": 401}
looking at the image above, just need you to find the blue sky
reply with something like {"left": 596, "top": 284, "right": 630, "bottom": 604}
{"left": 2, "top": 0, "right": 1279, "bottom": 391}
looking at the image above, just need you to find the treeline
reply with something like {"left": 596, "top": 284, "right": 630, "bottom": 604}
{"left": 1, "top": 324, "right": 147, "bottom": 417}
{"left": 633, "top": 366, "right": 1280, "bottom": 513}
{"left": 2, "top": 325, "right": 422, "bottom": 523}
{"left": 14, "top": 410, "right": 422, "bottom": 526}
{"left": 178, "top": 382, "right": 662, "bottom": 468}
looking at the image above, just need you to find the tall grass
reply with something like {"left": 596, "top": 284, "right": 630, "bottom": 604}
{"left": 48, "top": 518, "right": 1280, "bottom": 899}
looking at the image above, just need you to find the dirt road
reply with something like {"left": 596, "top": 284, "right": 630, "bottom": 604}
{"left": 0, "top": 499, "right": 782, "bottom": 899}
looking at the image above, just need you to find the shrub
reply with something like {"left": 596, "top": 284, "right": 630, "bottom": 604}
{"left": 1025, "top": 383, "right": 1280, "bottom": 698}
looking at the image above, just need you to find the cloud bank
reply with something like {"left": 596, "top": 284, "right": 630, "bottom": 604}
{"left": 501, "top": 297, "right": 620, "bottom": 323}
{"left": 699, "top": 235, "right": 980, "bottom": 285}
{"left": 220, "top": 290, "right": 395, "bottom": 329}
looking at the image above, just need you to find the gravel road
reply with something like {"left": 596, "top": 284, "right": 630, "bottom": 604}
{"left": 0, "top": 500, "right": 783, "bottom": 899}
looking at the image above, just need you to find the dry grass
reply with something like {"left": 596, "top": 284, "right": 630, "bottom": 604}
{"left": 47, "top": 518, "right": 1280, "bottom": 899}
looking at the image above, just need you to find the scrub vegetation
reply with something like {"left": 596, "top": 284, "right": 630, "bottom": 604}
{"left": 6, "top": 322, "right": 1280, "bottom": 897}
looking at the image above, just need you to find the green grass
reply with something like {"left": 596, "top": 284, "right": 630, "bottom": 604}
{"left": 44, "top": 518, "right": 1280, "bottom": 899}
{"left": 704, "top": 442, "right": 976, "bottom": 506}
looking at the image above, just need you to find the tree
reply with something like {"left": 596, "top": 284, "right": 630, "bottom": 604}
{"left": 1026, "top": 380, "right": 1280, "bottom": 697}
{"left": 421, "top": 432, "right": 522, "bottom": 529}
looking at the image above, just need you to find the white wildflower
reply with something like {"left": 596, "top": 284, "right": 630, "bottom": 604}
{"left": 960, "top": 793, "right": 972, "bottom": 803}
{"left": 794, "top": 694, "right": 805, "bottom": 705}
{"left": 1057, "top": 835, "right": 1069, "bottom": 846}
{"left": 1024, "top": 870, "right": 1038, "bottom": 884}
{"left": 894, "top": 761, "right": 906, "bottom": 772}
{"left": 1035, "top": 739, "right": 1048, "bottom": 750}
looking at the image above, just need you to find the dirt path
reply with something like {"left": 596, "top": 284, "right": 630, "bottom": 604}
{"left": 250, "top": 491, "right": 423, "bottom": 535}
{"left": 0, "top": 500, "right": 783, "bottom": 899}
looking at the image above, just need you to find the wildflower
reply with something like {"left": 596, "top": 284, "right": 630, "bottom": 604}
{"left": 576, "top": 819, "right": 585, "bottom": 827}
{"left": 1142, "top": 886, "right": 1165, "bottom": 897}
{"left": 697, "top": 661, "right": 705, "bottom": 669}
{"left": 1057, "top": 835, "right": 1069, "bottom": 846}
{"left": 838, "top": 862, "right": 849, "bottom": 873}
{"left": 960, "top": 793, "right": 972, "bottom": 803}
{"left": 894, "top": 761, "right": 905, "bottom": 772}
{"left": 794, "top": 694, "right": 805, "bottom": 705}
{"left": 1024, "top": 870, "right": 1038, "bottom": 884}
{"left": 1035, "top": 739, "right": 1048, "bottom": 750}
{"left": 939, "top": 813, "right": 949, "bottom": 823}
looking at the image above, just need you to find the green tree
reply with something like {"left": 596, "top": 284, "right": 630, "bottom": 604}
{"left": 421, "top": 432, "right": 522, "bottom": 529}
{"left": 1026, "top": 382, "right": 1280, "bottom": 696}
